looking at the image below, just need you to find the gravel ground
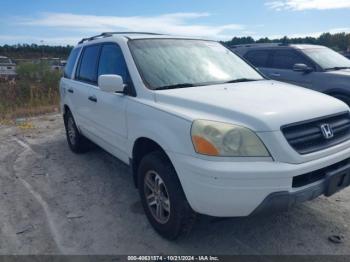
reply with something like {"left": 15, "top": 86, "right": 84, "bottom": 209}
{"left": 0, "top": 113, "right": 350, "bottom": 255}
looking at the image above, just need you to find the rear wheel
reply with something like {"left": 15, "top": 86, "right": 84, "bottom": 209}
{"left": 64, "top": 110, "right": 90, "bottom": 153}
{"left": 138, "top": 151, "right": 196, "bottom": 240}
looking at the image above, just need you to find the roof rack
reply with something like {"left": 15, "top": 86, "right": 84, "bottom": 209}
{"left": 230, "top": 42, "right": 289, "bottom": 48}
{"left": 78, "top": 32, "right": 164, "bottom": 44}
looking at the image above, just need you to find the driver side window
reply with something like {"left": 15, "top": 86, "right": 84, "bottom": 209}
{"left": 98, "top": 44, "right": 129, "bottom": 84}
{"left": 271, "top": 50, "right": 313, "bottom": 70}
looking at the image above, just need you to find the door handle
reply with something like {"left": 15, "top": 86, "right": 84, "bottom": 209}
{"left": 270, "top": 73, "right": 281, "bottom": 77}
{"left": 88, "top": 96, "right": 97, "bottom": 102}
{"left": 67, "top": 88, "right": 74, "bottom": 93}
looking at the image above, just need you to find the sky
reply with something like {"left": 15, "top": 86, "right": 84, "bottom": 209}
{"left": 1, "top": 0, "right": 350, "bottom": 46}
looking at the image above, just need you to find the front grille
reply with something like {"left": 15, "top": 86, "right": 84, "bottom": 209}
{"left": 293, "top": 157, "right": 350, "bottom": 188}
{"left": 282, "top": 112, "right": 350, "bottom": 154}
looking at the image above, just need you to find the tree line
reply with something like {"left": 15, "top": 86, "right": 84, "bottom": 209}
{"left": 0, "top": 44, "right": 73, "bottom": 59}
{"left": 222, "top": 32, "right": 350, "bottom": 52}
{"left": 0, "top": 32, "right": 349, "bottom": 59}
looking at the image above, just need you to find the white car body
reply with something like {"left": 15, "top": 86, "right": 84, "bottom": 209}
{"left": 60, "top": 33, "right": 350, "bottom": 217}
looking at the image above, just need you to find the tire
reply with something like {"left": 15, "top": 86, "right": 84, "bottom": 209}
{"left": 333, "top": 94, "right": 350, "bottom": 106}
{"left": 64, "top": 110, "right": 90, "bottom": 154}
{"left": 138, "top": 151, "right": 196, "bottom": 240}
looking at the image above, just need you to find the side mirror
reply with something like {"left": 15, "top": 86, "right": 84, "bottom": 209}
{"left": 293, "top": 63, "right": 313, "bottom": 73}
{"left": 98, "top": 74, "right": 124, "bottom": 93}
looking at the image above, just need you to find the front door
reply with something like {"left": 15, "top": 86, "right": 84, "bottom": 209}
{"left": 89, "top": 43, "right": 130, "bottom": 160}
{"left": 262, "top": 49, "right": 315, "bottom": 89}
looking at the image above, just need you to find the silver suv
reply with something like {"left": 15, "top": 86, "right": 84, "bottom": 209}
{"left": 233, "top": 44, "right": 350, "bottom": 105}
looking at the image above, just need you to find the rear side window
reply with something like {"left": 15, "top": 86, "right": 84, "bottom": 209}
{"left": 244, "top": 50, "right": 270, "bottom": 67}
{"left": 98, "top": 44, "right": 128, "bottom": 82}
{"left": 271, "top": 50, "right": 312, "bottom": 70}
{"left": 76, "top": 45, "right": 100, "bottom": 84}
{"left": 64, "top": 47, "right": 81, "bottom": 78}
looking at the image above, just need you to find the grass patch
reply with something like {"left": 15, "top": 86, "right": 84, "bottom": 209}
{"left": 16, "top": 121, "right": 35, "bottom": 130}
{"left": 0, "top": 61, "right": 61, "bottom": 122}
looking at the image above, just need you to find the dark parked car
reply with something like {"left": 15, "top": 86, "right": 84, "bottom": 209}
{"left": 232, "top": 44, "right": 350, "bottom": 105}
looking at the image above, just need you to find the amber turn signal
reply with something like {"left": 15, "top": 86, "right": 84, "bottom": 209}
{"left": 192, "top": 135, "right": 219, "bottom": 156}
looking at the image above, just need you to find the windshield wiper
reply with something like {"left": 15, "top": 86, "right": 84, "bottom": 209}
{"left": 222, "top": 78, "right": 261, "bottom": 84}
{"left": 154, "top": 78, "right": 261, "bottom": 90}
{"left": 154, "top": 83, "right": 198, "bottom": 90}
{"left": 325, "top": 66, "right": 350, "bottom": 71}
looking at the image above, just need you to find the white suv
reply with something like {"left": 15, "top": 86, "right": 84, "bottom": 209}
{"left": 60, "top": 32, "right": 350, "bottom": 239}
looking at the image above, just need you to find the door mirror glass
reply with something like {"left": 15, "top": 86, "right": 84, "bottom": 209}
{"left": 293, "top": 63, "right": 313, "bottom": 73}
{"left": 98, "top": 74, "right": 124, "bottom": 93}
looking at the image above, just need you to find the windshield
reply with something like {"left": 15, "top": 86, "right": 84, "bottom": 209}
{"left": 302, "top": 48, "right": 350, "bottom": 70}
{"left": 129, "top": 39, "right": 263, "bottom": 90}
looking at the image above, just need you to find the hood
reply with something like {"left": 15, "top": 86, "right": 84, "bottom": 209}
{"left": 325, "top": 69, "right": 350, "bottom": 76}
{"left": 154, "top": 80, "right": 348, "bottom": 131}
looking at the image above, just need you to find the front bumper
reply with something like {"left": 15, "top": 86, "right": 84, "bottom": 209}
{"left": 250, "top": 173, "right": 347, "bottom": 216}
{"left": 167, "top": 146, "right": 350, "bottom": 217}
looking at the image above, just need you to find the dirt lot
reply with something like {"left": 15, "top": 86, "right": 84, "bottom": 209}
{"left": 0, "top": 113, "right": 350, "bottom": 255}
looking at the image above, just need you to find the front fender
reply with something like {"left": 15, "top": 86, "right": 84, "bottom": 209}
{"left": 126, "top": 99, "right": 194, "bottom": 158}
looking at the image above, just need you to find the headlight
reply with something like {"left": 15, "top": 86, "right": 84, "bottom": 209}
{"left": 191, "top": 120, "right": 270, "bottom": 157}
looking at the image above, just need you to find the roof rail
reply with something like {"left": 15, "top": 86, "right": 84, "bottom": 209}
{"left": 78, "top": 32, "right": 164, "bottom": 44}
{"left": 230, "top": 42, "right": 289, "bottom": 48}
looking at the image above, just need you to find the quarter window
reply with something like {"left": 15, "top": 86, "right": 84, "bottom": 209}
{"left": 64, "top": 47, "right": 81, "bottom": 78}
{"left": 76, "top": 45, "right": 100, "bottom": 84}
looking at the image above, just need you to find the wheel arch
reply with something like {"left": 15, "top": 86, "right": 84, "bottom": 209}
{"left": 131, "top": 137, "right": 174, "bottom": 188}
{"left": 63, "top": 104, "right": 71, "bottom": 123}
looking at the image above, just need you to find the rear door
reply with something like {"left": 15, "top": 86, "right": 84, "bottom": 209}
{"left": 88, "top": 43, "right": 130, "bottom": 160}
{"left": 72, "top": 44, "right": 101, "bottom": 135}
{"left": 60, "top": 47, "right": 81, "bottom": 116}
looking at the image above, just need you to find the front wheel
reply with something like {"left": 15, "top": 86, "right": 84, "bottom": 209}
{"left": 138, "top": 151, "right": 196, "bottom": 240}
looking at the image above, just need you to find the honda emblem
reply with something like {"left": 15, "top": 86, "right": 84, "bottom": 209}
{"left": 320, "top": 124, "right": 334, "bottom": 139}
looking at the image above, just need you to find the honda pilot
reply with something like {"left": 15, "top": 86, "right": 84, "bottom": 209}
{"left": 60, "top": 33, "right": 350, "bottom": 239}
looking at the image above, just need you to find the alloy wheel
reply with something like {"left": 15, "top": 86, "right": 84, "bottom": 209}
{"left": 144, "top": 170, "right": 171, "bottom": 224}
